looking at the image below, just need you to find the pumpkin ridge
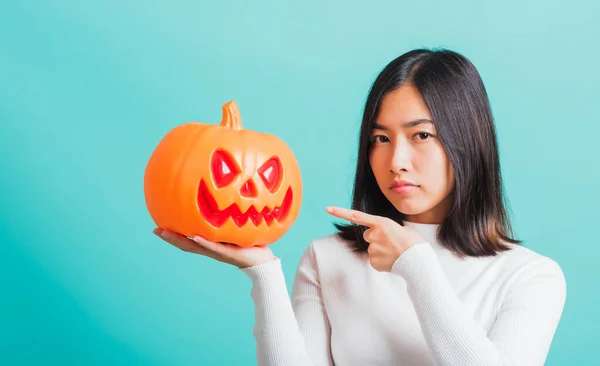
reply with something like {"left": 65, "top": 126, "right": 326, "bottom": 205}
{"left": 168, "top": 125, "right": 207, "bottom": 228}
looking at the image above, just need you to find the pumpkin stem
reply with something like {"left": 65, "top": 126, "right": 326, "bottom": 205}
{"left": 221, "top": 100, "right": 243, "bottom": 131}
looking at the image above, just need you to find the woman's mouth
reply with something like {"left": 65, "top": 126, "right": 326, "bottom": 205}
{"left": 390, "top": 180, "right": 419, "bottom": 194}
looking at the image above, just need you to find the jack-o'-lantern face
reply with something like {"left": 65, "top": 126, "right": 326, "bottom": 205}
{"left": 144, "top": 101, "right": 302, "bottom": 247}
{"left": 199, "top": 149, "right": 293, "bottom": 228}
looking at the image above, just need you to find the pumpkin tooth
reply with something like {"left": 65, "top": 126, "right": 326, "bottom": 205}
{"left": 261, "top": 206, "right": 272, "bottom": 225}
{"left": 229, "top": 204, "right": 249, "bottom": 227}
{"left": 197, "top": 180, "right": 229, "bottom": 227}
{"left": 263, "top": 211, "right": 275, "bottom": 225}
{"left": 274, "top": 187, "right": 293, "bottom": 221}
{"left": 247, "top": 206, "right": 262, "bottom": 226}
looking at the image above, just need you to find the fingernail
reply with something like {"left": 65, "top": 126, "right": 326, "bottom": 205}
{"left": 325, "top": 207, "right": 333, "bottom": 213}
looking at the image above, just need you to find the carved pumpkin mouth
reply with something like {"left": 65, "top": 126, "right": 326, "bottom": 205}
{"left": 198, "top": 180, "right": 293, "bottom": 228}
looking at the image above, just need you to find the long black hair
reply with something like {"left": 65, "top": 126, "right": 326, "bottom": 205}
{"left": 335, "top": 48, "right": 520, "bottom": 257}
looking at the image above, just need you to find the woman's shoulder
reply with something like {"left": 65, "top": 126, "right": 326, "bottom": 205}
{"left": 295, "top": 232, "right": 367, "bottom": 274}
{"left": 491, "top": 242, "right": 566, "bottom": 288}
{"left": 500, "top": 241, "right": 561, "bottom": 265}
{"left": 305, "top": 232, "right": 359, "bottom": 257}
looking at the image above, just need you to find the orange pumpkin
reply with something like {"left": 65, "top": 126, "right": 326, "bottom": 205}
{"left": 144, "top": 101, "right": 302, "bottom": 247}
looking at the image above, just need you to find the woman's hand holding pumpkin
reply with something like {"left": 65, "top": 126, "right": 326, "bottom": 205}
{"left": 153, "top": 228, "right": 277, "bottom": 269}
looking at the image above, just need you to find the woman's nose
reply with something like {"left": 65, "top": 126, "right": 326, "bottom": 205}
{"left": 389, "top": 144, "right": 411, "bottom": 173}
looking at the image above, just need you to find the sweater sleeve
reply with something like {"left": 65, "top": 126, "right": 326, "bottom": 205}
{"left": 390, "top": 243, "right": 567, "bottom": 366}
{"left": 240, "top": 244, "right": 334, "bottom": 366}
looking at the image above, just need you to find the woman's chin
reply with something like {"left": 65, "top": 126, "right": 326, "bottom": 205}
{"left": 393, "top": 200, "right": 450, "bottom": 224}
{"left": 392, "top": 202, "right": 427, "bottom": 217}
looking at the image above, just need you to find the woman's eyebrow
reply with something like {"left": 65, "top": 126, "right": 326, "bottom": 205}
{"left": 373, "top": 119, "right": 433, "bottom": 130}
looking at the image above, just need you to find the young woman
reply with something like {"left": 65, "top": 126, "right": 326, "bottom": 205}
{"left": 153, "top": 49, "right": 567, "bottom": 365}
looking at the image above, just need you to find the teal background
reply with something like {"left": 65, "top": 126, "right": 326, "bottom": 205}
{"left": 1, "top": 0, "right": 598, "bottom": 365}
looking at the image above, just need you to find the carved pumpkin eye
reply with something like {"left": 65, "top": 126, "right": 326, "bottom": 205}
{"left": 211, "top": 149, "right": 240, "bottom": 188}
{"left": 258, "top": 157, "right": 282, "bottom": 193}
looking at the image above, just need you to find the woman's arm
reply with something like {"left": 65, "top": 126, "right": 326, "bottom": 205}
{"left": 392, "top": 243, "right": 566, "bottom": 366}
{"left": 152, "top": 229, "right": 332, "bottom": 365}
{"left": 241, "top": 244, "right": 334, "bottom": 366}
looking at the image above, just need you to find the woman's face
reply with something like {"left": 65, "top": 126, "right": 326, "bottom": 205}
{"left": 369, "top": 84, "right": 455, "bottom": 224}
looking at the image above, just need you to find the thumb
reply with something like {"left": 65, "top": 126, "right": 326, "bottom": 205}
{"left": 192, "top": 235, "right": 222, "bottom": 251}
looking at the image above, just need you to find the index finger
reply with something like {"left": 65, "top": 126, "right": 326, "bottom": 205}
{"left": 153, "top": 228, "right": 216, "bottom": 258}
{"left": 325, "top": 206, "right": 381, "bottom": 227}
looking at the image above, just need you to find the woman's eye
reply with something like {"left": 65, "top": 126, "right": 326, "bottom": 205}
{"left": 415, "top": 132, "right": 432, "bottom": 140}
{"left": 372, "top": 135, "right": 390, "bottom": 143}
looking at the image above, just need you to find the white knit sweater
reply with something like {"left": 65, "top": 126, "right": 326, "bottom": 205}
{"left": 240, "top": 221, "right": 566, "bottom": 366}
